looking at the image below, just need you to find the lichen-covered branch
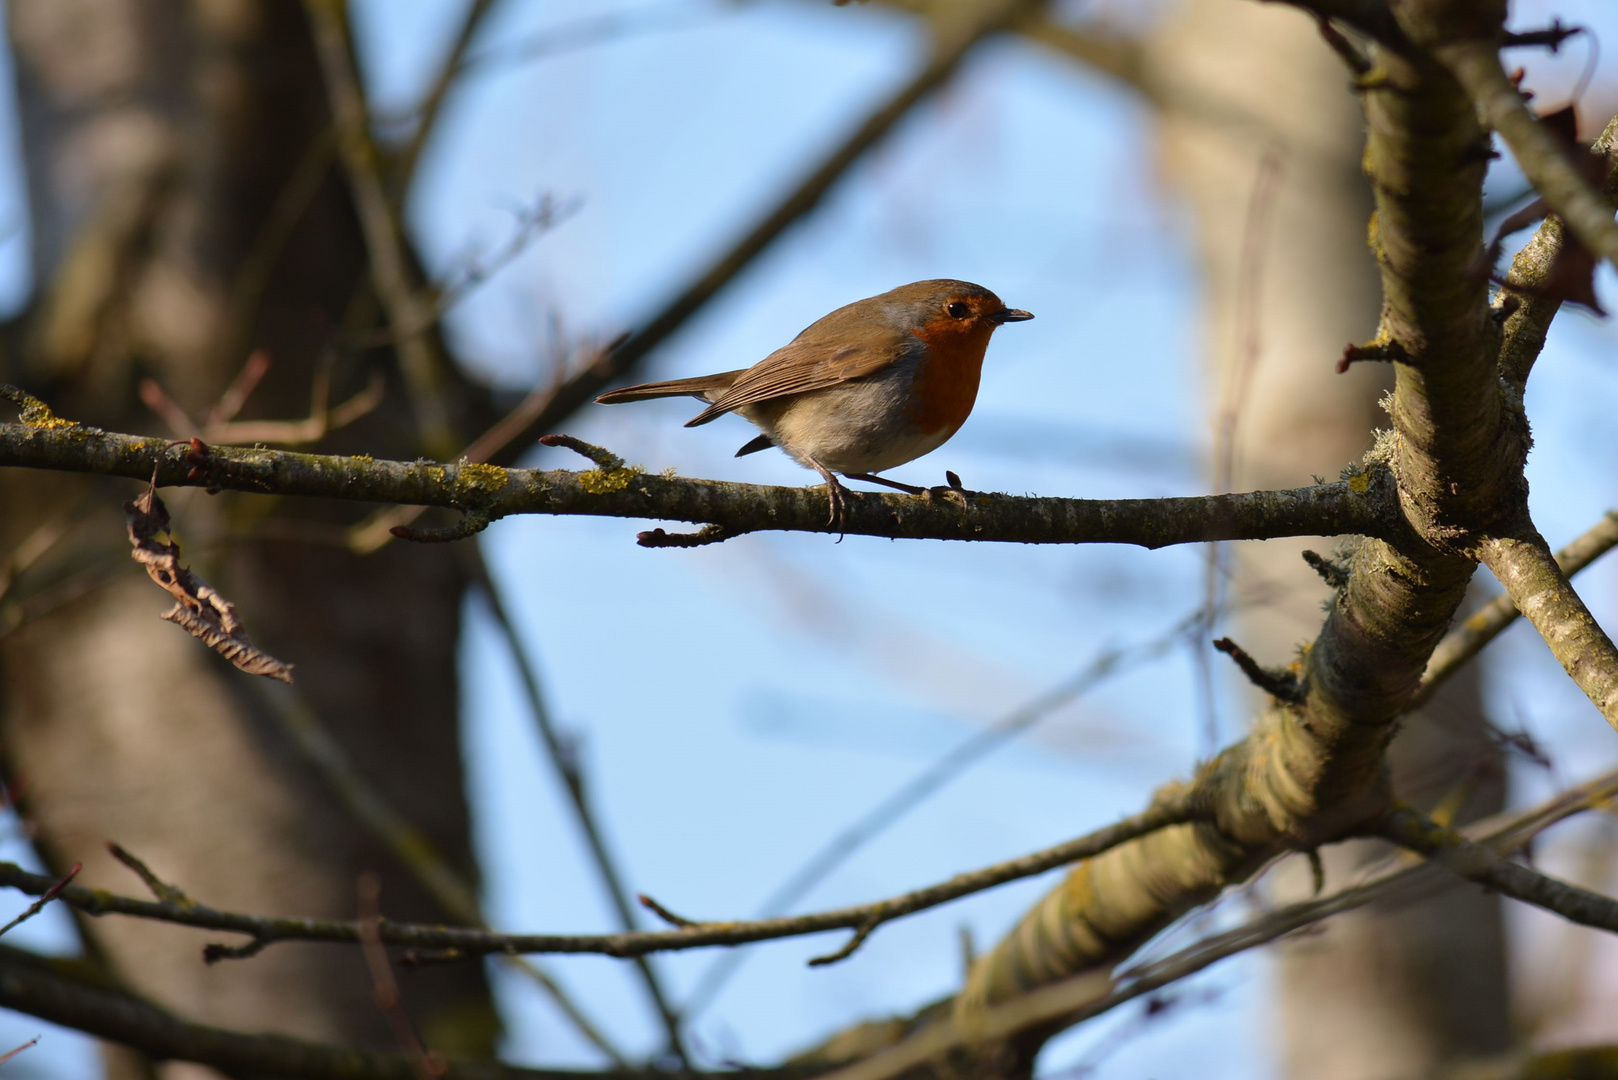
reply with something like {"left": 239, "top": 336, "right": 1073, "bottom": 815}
{"left": 0, "top": 795, "right": 1198, "bottom": 963}
{"left": 1480, "top": 531, "right": 1618, "bottom": 731}
{"left": 0, "top": 412, "right": 1395, "bottom": 548}
{"left": 1414, "top": 510, "right": 1618, "bottom": 708}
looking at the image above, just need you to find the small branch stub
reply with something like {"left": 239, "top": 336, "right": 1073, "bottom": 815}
{"left": 1212, "top": 637, "right": 1307, "bottom": 705}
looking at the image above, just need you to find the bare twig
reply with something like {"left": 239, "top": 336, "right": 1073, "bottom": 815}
{"left": 246, "top": 680, "right": 629, "bottom": 1067}
{"left": 393, "top": 0, "right": 506, "bottom": 194}
{"left": 1212, "top": 637, "right": 1306, "bottom": 705}
{"left": 0, "top": 1036, "right": 38, "bottom": 1066}
{"left": 465, "top": 547, "right": 690, "bottom": 1066}
{"left": 1380, "top": 807, "right": 1618, "bottom": 934}
{"left": 303, "top": 0, "right": 455, "bottom": 456}
{"left": 106, "top": 843, "right": 191, "bottom": 907}
{"left": 0, "top": 862, "right": 77, "bottom": 938}
{"left": 357, "top": 874, "right": 446, "bottom": 1080}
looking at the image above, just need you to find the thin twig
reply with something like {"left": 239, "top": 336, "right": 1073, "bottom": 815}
{"left": 0, "top": 862, "right": 78, "bottom": 938}
{"left": 303, "top": 0, "right": 455, "bottom": 456}
{"left": 0, "top": 795, "right": 1202, "bottom": 961}
{"left": 245, "top": 680, "right": 630, "bottom": 1067}
{"left": 679, "top": 600, "right": 1241, "bottom": 1017}
{"left": 393, "top": 0, "right": 505, "bottom": 194}
{"left": 465, "top": 546, "right": 690, "bottom": 1067}
{"left": 358, "top": 874, "right": 446, "bottom": 1080}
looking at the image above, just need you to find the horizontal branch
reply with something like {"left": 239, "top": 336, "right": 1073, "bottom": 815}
{"left": 0, "top": 945, "right": 805, "bottom": 1080}
{"left": 0, "top": 410, "right": 1396, "bottom": 548}
{"left": 1413, "top": 510, "right": 1618, "bottom": 708}
{"left": 0, "top": 796, "right": 1201, "bottom": 962}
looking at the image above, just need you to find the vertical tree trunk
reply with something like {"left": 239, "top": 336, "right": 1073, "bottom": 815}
{"left": 1144, "top": 4, "right": 1511, "bottom": 1076}
{"left": 0, "top": 3, "right": 494, "bottom": 1075}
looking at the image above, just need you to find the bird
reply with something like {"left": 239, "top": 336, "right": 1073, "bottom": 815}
{"left": 594, "top": 279, "right": 1032, "bottom": 528}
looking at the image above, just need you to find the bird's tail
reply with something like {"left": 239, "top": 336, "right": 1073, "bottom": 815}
{"left": 595, "top": 370, "right": 745, "bottom": 405}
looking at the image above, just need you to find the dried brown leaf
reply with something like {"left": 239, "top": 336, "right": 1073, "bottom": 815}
{"left": 124, "top": 489, "right": 293, "bottom": 682}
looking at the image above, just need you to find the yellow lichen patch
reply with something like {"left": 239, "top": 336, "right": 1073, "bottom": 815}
{"left": 425, "top": 465, "right": 447, "bottom": 483}
{"left": 457, "top": 462, "right": 509, "bottom": 493}
{"left": 1348, "top": 472, "right": 1371, "bottom": 494}
{"left": 579, "top": 465, "right": 642, "bottom": 495}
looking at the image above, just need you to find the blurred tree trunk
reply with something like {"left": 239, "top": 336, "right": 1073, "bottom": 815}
{"left": 0, "top": 3, "right": 495, "bottom": 1076}
{"left": 1143, "top": 4, "right": 1511, "bottom": 1076}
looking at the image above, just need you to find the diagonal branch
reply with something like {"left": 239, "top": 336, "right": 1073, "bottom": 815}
{"left": 0, "top": 793, "right": 1202, "bottom": 961}
{"left": 0, "top": 413, "right": 1397, "bottom": 548}
{"left": 1440, "top": 42, "right": 1618, "bottom": 276}
{"left": 811, "top": 766, "right": 1618, "bottom": 1080}
{"left": 1381, "top": 806, "right": 1618, "bottom": 933}
{"left": 1414, "top": 510, "right": 1618, "bottom": 708}
{"left": 464, "top": 547, "right": 689, "bottom": 1066}
{"left": 1480, "top": 530, "right": 1618, "bottom": 731}
{"left": 304, "top": 0, "right": 457, "bottom": 456}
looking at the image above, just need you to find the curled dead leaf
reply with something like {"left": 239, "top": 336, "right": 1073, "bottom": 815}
{"left": 124, "top": 488, "right": 293, "bottom": 683}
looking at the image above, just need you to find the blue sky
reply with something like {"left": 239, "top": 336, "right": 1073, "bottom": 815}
{"left": 3, "top": 1, "right": 1618, "bottom": 1076}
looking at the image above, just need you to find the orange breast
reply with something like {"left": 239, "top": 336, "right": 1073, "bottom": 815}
{"left": 906, "top": 323, "right": 991, "bottom": 436}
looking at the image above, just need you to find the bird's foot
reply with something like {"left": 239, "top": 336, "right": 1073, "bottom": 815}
{"left": 923, "top": 470, "right": 972, "bottom": 509}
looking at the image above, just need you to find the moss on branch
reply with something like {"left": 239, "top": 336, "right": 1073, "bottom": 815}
{"left": 0, "top": 414, "right": 1395, "bottom": 548}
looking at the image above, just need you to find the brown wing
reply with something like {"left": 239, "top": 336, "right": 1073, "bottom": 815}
{"left": 684, "top": 326, "right": 919, "bottom": 427}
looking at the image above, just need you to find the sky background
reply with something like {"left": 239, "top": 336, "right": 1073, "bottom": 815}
{"left": 2, "top": 0, "right": 1618, "bottom": 1077}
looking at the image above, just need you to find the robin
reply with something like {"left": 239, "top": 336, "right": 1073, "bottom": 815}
{"left": 595, "top": 279, "right": 1032, "bottom": 527}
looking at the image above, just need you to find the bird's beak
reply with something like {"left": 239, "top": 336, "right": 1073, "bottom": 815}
{"left": 989, "top": 307, "right": 1034, "bottom": 324}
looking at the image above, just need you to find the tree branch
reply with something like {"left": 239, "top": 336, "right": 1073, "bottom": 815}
{"left": 1381, "top": 806, "right": 1618, "bottom": 934}
{"left": 1480, "top": 530, "right": 1618, "bottom": 732}
{"left": 0, "top": 412, "right": 1396, "bottom": 547}
{"left": 0, "top": 794, "right": 1201, "bottom": 962}
{"left": 808, "top": 766, "right": 1618, "bottom": 1080}
{"left": 0, "top": 945, "right": 810, "bottom": 1080}
{"left": 303, "top": 0, "right": 458, "bottom": 456}
{"left": 1440, "top": 42, "right": 1618, "bottom": 279}
{"left": 463, "top": 547, "right": 688, "bottom": 1066}
{"left": 1413, "top": 510, "right": 1618, "bottom": 708}
{"left": 1496, "top": 111, "right": 1618, "bottom": 390}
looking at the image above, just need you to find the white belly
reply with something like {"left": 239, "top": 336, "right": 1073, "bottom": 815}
{"left": 736, "top": 364, "right": 955, "bottom": 475}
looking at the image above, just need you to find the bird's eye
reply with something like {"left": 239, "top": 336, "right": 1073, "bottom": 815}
{"left": 946, "top": 301, "right": 971, "bottom": 319}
